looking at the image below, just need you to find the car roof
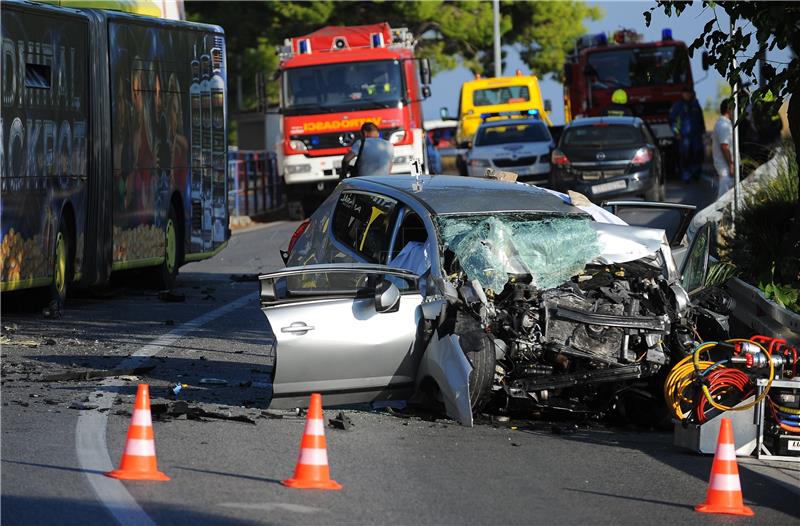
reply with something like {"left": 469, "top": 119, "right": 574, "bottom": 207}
{"left": 567, "top": 116, "right": 643, "bottom": 127}
{"left": 343, "top": 175, "right": 584, "bottom": 216}
{"left": 478, "top": 117, "right": 544, "bottom": 128}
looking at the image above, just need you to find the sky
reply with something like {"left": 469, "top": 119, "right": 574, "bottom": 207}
{"left": 423, "top": 1, "right": 794, "bottom": 126}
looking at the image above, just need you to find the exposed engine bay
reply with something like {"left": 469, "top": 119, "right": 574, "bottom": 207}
{"left": 435, "top": 213, "right": 728, "bottom": 417}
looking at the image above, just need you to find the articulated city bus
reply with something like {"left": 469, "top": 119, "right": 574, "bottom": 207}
{"left": 1, "top": 0, "right": 229, "bottom": 306}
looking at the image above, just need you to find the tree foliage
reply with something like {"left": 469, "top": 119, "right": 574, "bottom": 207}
{"left": 645, "top": 2, "right": 799, "bottom": 206}
{"left": 186, "top": 0, "right": 601, "bottom": 110}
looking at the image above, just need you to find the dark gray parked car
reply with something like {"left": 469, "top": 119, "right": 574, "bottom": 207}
{"left": 550, "top": 116, "right": 665, "bottom": 202}
{"left": 260, "top": 175, "right": 721, "bottom": 425}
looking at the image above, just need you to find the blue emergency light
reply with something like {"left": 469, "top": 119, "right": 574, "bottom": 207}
{"left": 310, "top": 135, "right": 320, "bottom": 146}
{"left": 298, "top": 39, "right": 310, "bottom": 54}
{"left": 527, "top": 109, "right": 539, "bottom": 115}
{"left": 662, "top": 28, "right": 673, "bottom": 41}
{"left": 371, "top": 33, "right": 384, "bottom": 48}
{"left": 596, "top": 32, "right": 608, "bottom": 46}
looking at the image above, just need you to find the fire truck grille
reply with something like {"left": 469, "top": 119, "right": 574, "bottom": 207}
{"left": 291, "top": 128, "right": 402, "bottom": 151}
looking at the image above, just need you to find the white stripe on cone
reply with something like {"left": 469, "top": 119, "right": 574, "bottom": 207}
{"left": 298, "top": 447, "right": 328, "bottom": 466}
{"left": 304, "top": 418, "right": 325, "bottom": 436}
{"left": 715, "top": 443, "right": 737, "bottom": 461}
{"left": 709, "top": 473, "right": 742, "bottom": 492}
{"left": 124, "top": 438, "right": 156, "bottom": 457}
{"left": 131, "top": 409, "right": 152, "bottom": 427}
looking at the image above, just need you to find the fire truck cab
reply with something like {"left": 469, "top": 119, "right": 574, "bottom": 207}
{"left": 563, "top": 29, "right": 704, "bottom": 145}
{"left": 276, "top": 23, "right": 431, "bottom": 218}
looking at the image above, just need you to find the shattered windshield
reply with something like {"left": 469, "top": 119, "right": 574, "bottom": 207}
{"left": 436, "top": 214, "right": 601, "bottom": 293}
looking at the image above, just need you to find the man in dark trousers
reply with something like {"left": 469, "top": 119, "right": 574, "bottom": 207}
{"left": 669, "top": 88, "right": 705, "bottom": 182}
{"left": 342, "top": 122, "right": 394, "bottom": 177}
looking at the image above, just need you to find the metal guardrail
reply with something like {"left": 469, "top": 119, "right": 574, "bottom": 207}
{"left": 227, "top": 151, "right": 284, "bottom": 217}
{"left": 725, "top": 277, "right": 800, "bottom": 344}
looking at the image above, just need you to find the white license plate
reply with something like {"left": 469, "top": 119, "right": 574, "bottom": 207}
{"left": 591, "top": 180, "right": 627, "bottom": 195}
{"left": 789, "top": 439, "right": 800, "bottom": 451}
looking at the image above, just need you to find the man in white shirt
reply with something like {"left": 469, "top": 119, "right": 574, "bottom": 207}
{"left": 712, "top": 99, "right": 736, "bottom": 200}
{"left": 342, "top": 122, "right": 394, "bottom": 177}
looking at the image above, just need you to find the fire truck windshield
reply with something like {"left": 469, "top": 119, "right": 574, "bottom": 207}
{"left": 585, "top": 45, "right": 690, "bottom": 89}
{"left": 283, "top": 59, "right": 403, "bottom": 115}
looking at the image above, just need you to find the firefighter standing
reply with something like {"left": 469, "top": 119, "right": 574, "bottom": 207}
{"left": 602, "top": 89, "right": 634, "bottom": 117}
{"left": 669, "top": 88, "right": 705, "bottom": 182}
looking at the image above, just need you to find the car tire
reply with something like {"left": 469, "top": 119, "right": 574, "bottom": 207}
{"left": 48, "top": 218, "right": 73, "bottom": 310}
{"left": 644, "top": 180, "right": 664, "bottom": 201}
{"left": 153, "top": 204, "right": 181, "bottom": 289}
{"left": 455, "top": 313, "right": 495, "bottom": 411}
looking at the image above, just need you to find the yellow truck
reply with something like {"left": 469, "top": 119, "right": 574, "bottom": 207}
{"left": 455, "top": 73, "right": 553, "bottom": 147}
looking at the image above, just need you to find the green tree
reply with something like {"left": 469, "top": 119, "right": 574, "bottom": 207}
{"left": 647, "top": 1, "right": 800, "bottom": 283}
{"left": 186, "top": 1, "right": 601, "bottom": 108}
{"left": 645, "top": 1, "right": 800, "bottom": 207}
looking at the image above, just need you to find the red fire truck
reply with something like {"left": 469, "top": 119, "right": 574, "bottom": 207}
{"left": 563, "top": 29, "right": 707, "bottom": 156}
{"left": 276, "top": 23, "right": 431, "bottom": 218}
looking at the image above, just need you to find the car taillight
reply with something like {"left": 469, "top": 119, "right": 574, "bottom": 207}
{"left": 631, "top": 147, "right": 652, "bottom": 165}
{"left": 551, "top": 149, "right": 570, "bottom": 166}
{"left": 287, "top": 219, "right": 311, "bottom": 256}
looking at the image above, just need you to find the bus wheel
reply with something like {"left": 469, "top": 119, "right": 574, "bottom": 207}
{"left": 154, "top": 205, "right": 180, "bottom": 289}
{"left": 49, "top": 220, "right": 72, "bottom": 309}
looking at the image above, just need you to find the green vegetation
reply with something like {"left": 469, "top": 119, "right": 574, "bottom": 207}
{"left": 186, "top": 1, "right": 602, "bottom": 110}
{"left": 721, "top": 143, "right": 799, "bottom": 313}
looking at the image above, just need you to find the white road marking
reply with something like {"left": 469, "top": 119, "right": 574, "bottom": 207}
{"left": 218, "top": 502, "right": 320, "bottom": 514}
{"left": 75, "top": 293, "right": 257, "bottom": 526}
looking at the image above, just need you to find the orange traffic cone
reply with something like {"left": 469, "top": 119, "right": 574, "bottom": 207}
{"left": 106, "top": 384, "right": 170, "bottom": 481}
{"left": 695, "top": 418, "right": 753, "bottom": 516}
{"left": 282, "top": 393, "right": 342, "bottom": 490}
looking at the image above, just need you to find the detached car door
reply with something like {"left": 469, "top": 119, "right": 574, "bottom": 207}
{"left": 259, "top": 264, "right": 422, "bottom": 409}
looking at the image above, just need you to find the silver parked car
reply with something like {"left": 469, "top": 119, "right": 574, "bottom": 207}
{"left": 260, "top": 175, "right": 721, "bottom": 426}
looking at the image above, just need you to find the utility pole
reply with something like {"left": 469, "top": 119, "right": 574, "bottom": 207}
{"left": 731, "top": 20, "right": 741, "bottom": 224}
{"left": 493, "top": 0, "right": 501, "bottom": 77}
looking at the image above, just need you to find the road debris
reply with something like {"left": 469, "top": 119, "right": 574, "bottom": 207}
{"left": 150, "top": 401, "right": 256, "bottom": 424}
{"left": 328, "top": 412, "right": 353, "bottom": 430}
{"left": 158, "top": 290, "right": 186, "bottom": 302}
{"left": 41, "top": 365, "right": 155, "bottom": 382}
{"left": 69, "top": 402, "right": 100, "bottom": 410}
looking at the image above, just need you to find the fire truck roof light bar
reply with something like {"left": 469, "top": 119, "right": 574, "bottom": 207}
{"left": 662, "top": 28, "right": 673, "bottom": 41}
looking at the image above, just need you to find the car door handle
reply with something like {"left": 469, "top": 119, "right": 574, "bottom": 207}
{"left": 281, "top": 323, "right": 315, "bottom": 334}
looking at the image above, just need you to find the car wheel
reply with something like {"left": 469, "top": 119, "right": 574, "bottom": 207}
{"left": 48, "top": 218, "right": 72, "bottom": 309}
{"left": 287, "top": 200, "right": 305, "bottom": 221}
{"left": 154, "top": 204, "right": 181, "bottom": 289}
{"left": 455, "top": 313, "right": 496, "bottom": 411}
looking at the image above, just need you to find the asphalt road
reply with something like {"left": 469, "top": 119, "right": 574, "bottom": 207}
{"left": 3, "top": 179, "right": 799, "bottom": 525}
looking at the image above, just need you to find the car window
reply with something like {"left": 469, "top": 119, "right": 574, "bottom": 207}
{"left": 475, "top": 122, "right": 550, "bottom": 146}
{"left": 473, "top": 85, "right": 530, "bottom": 106}
{"left": 562, "top": 124, "right": 644, "bottom": 148}
{"left": 274, "top": 270, "right": 417, "bottom": 301}
{"left": 332, "top": 192, "right": 398, "bottom": 263}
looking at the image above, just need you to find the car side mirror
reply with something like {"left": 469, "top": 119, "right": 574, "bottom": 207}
{"left": 544, "top": 99, "right": 552, "bottom": 112}
{"left": 375, "top": 279, "right": 401, "bottom": 313}
{"left": 440, "top": 106, "right": 449, "bottom": 120}
{"left": 422, "top": 85, "right": 432, "bottom": 99}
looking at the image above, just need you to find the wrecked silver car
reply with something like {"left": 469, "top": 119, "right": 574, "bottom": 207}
{"left": 259, "top": 175, "right": 723, "bottom": 426}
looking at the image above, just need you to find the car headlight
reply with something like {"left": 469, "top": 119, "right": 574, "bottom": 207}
{"left": 288, "top": 140, "right": 307, "bottom": 152}
{"left": 393, "top": 156, "right": 408, "bottom": 165}
{"left": 469, "top": 158, "right": 490, "bottom": 167}
{"left": 388, "top": 130, "right": 406, "bottom": 144}
{"left": 286, "top": 164, "right": 311, "bottom": 174}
